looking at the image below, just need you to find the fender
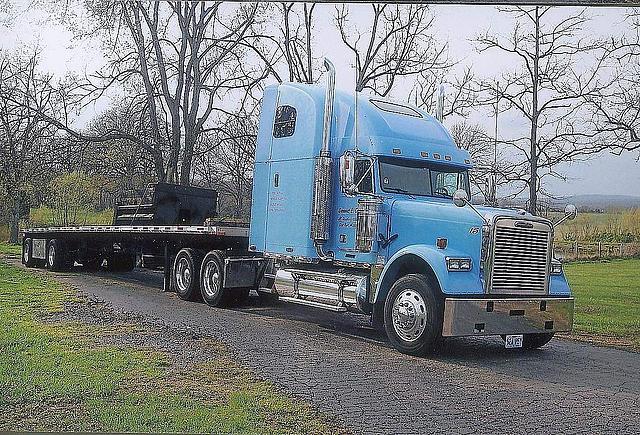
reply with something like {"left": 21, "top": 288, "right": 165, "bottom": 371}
{"left": 373, "top": 244, "right": 484, "bottom": 306}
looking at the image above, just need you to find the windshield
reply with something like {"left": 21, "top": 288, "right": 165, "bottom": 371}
{"left": 378, "top": 157, "right": 470, "bottom": 198}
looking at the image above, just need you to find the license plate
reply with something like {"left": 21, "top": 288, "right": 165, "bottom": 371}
{"left": 504, "top": 334, "right": 524, "bottom": 349}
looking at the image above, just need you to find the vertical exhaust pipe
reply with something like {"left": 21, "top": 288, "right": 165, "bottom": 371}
{"left": 311, "top": 58, "right": 336, "bottom": 261}
{"left": 436, "top": 83, "right": 445, "bottom": 122}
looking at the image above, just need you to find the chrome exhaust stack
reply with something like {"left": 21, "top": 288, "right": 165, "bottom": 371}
{"left": 311, "top": 58, "right": 336, "bottom": 261}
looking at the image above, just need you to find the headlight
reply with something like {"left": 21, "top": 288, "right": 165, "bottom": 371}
{"left": 446, "top": 257, "right": 472, "bottom": 271}
{"left": 551, "top": 259, "right": 563, "bottom": 275}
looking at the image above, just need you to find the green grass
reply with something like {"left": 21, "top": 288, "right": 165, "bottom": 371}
{"left": 0, "top": 260, "right": 340, "bottom": 433}
{"left": 27, "top": 206, "right": 113, "bottom": 227}
{"left": 565, "top": 259, "right": 640, "bottom": 348}
{"left": 0, "top": 243, "right": 20, "bottom": 256}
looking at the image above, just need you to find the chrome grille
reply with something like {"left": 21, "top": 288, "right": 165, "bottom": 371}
{"left": 489, "top": 218, "right": 552, "bottom": 295}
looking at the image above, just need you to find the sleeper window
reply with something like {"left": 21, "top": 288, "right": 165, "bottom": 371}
{"left": 273, "top": 105, "right": 297, "bottom": 138}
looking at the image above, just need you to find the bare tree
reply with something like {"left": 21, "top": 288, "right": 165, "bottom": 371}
{"left": 335, "top": 3, "right": 448, "bottom": 96}
{"left": 60, "top": 1, "right": 264, "bottom": 186}
{"left": 476, "top": 6, "right": 612, "bottom": 214}
{"left": 193, "top": 112, "right": 257, "bottom": 220}
{"left": 585, "top": 12, "right": 640, "bottom": 156}
{"left": 410, "top": 67, "right": 477, "bottom": 120}
{"left": 0, "top": 50, "right": 65, "bottom": 242}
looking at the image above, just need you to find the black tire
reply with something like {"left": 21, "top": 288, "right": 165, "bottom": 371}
{"left": 172, "top": 248, "right": 203, "bottom": 301}
{"left": 199, "top": 250, "right": 227, "bottom": 307}
{"left": 46, "top": 239, "right": 70, "bottom": 272}
{"left": 501, "top": 333, "right": 555, "bottom": 350}
{"left": 383, "top": 274, "right": 442, "bottom": 356}
{"left": 22, "top": 238, "right": 36, "bottom": 268}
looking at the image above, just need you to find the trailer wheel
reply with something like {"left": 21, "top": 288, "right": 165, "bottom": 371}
{"left": 22, "top": 238, "right": 36, "bottom": 268}
{"left": 46, "top": 239, "right": 69, "bottom": 272}
{"left": 171, "top": 248, "right": 202, "bottom": 301}
{"left": 383, "top": 274, "right": 442, "bottom": 356}
{"left": 199, "top": 250, "right": 226, "bottom": 307}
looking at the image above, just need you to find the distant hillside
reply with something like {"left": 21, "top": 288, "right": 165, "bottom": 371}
{"left": 553, "top": 194, "right": 640, "bottom": 211}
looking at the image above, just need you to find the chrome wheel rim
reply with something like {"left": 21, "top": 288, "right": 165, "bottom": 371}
{"left": 175, "top": 257, "right": 192, "bottom": 293}
{"left": 391, "top": 289, "right": 427, "bottom": 342}
{"left": 202, "top": 260, "right": 220, "bottom": 299}
{"left": 48, "top": 245, "right": 55, "bottom": 267}
{"left": 23, "top": 243, "right": 30, "bottom": 263}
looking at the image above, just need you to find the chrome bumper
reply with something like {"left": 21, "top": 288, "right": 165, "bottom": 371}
{"left": 442, "top": 297, "right": 574, "bottom": 337}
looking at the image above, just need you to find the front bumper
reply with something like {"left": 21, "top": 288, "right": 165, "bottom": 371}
{"left": 442, "top": 297, "right": 574, "bottom": 337}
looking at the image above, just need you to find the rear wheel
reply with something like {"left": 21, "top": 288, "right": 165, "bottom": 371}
{"left": 384, "top": 274, "right": 442, "bottom": 356}
{"left": 22, "top": 238, "right": 36, "bottom": 267}
{"left": 46, "top": 239, "right": 70, "bottom": 272}
{"left": 172, "top": 248, "right": 203, "bottom": 301}
{"left": 200, "top": 251, "right": 226, "bottom": 307}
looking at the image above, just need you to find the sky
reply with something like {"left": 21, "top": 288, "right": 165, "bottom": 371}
{"left": 1, "top": 1, "right": 638, "bottom": 198}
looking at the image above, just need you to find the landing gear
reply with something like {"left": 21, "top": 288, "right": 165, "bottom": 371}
{"left": 384, "top": 274, "right": 442, "bottom": 356}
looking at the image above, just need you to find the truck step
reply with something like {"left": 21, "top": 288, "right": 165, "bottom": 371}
{"left": 278, "top": 296, "right": 347, "bottom": 312}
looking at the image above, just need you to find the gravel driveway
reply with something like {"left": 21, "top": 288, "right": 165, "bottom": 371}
{"left": 20, "top": 263, "right": 640, "bottom": 434}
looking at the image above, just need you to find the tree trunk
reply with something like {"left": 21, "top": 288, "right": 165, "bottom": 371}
{"left": 528, "top": 7, "right": 541, "bottom": 216}
{"left": 8, "top": 196, "right": 20, "bottom": 244}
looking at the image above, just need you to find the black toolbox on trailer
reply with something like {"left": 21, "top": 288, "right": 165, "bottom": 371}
{"left": 113, "top": 183, "right": 217, "bottom": 226}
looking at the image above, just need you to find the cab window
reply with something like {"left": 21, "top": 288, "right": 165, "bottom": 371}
{"left": 353, "top": 159, "right": 373, "bottom": 194}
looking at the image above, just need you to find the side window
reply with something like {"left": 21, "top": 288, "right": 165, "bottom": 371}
{"left": 273, "top": 105, "right": 296, "bottom": 138}
{"left": 353, "top": 159, "right": 373, "bottom": 194}
{"left": 433, "top": 172, "right": 458, "bottom": 197}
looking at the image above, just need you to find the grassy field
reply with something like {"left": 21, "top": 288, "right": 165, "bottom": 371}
{"left": 0, "top": 247, "right": 340, "bottom": 433}
{"left": 564, "top": 259, "right": 640, "bottom": 349}
{"left": 555, "top": 209, "right": 640, "bottom": 243}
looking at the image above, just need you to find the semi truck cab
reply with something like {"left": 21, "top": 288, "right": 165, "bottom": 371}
{"left": 249, "top": 59, "right": 575, "bottom": 355}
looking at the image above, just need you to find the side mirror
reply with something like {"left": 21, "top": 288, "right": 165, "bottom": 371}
{"left": 564, "top": 204, "right": 577, "bottom": 220}
{"left": 554, "top": 203, "right": 578, "bottom": 228}
{"left": 453, "top": 189, "right": 469, "bottom": 207}
{"left": 340, "top": 152, "right": 356, "bottom": 194}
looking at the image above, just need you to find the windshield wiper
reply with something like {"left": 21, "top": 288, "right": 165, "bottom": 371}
{"left": 385, "top": 187, "right": 415, "bottom": 199}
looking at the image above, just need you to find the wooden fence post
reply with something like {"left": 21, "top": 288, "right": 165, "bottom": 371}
{"left": 598, "top": 242, "right": 602, "bottom": 258}
{"left": 574, "top": 241, "right": 579, "bottom": 260}
{"left": 620, "top": 243, "right": 624, "bottom": 257}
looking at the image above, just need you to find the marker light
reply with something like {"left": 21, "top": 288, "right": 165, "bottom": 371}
{"left": 446, "top": 257, "right": 472, "bottom": 271}
{"left": 436, "top": 238, "right": 448, "bottom": 249}
{"left": 551, "top": 259, "right": 563, "bottom": 275}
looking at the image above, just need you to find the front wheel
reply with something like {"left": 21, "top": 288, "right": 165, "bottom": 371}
{"left": 384, "top": 274, "right": 442, "bottom": 356}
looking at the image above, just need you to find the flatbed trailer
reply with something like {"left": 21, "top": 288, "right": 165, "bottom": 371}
{"left": 21, "top": 223, "right": 272, "bottom": 300}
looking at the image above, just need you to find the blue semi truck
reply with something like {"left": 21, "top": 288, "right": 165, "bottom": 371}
{"left": 22, "top": 59, "right": 576, "bottom": 355}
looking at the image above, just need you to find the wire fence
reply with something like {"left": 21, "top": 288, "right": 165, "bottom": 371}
{"left": 554, "top": 241, "right": 640, "bottom": 261}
